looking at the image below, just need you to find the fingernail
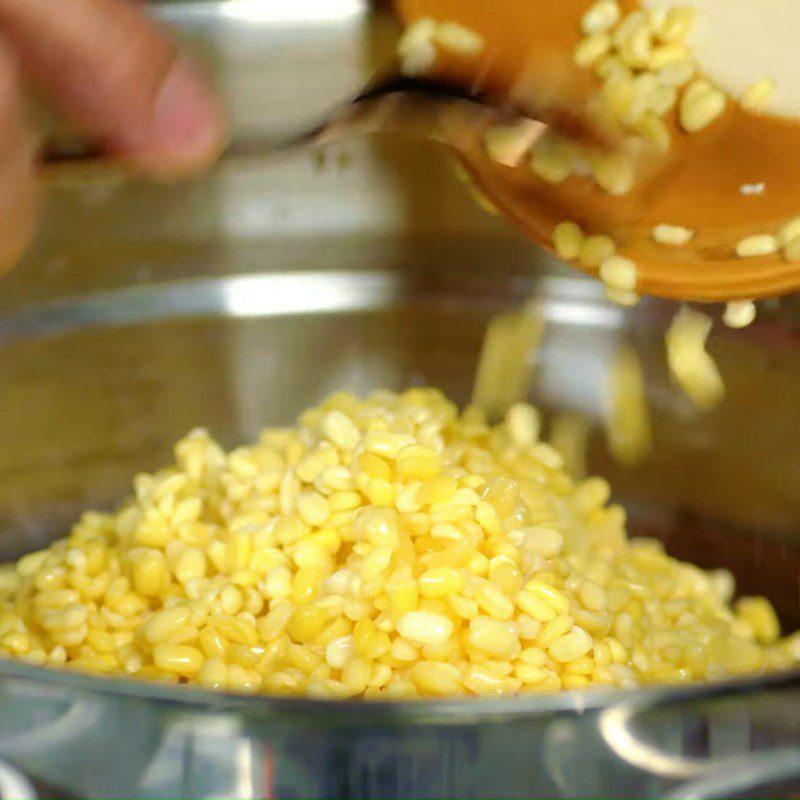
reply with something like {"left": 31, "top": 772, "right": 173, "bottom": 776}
{"left": 144, "top": 57, "right": 224, "bottom": 173}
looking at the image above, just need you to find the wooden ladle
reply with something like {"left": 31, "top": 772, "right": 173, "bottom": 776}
{"left": 44, "top": 0, "right": 800, "bottom": 303}
{"left": 398, "top": 0, "right": 800, "bottom": 302}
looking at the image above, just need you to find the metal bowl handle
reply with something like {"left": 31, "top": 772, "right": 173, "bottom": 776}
{"left": 600, "top": 690, "right": 800, "bottom": 797}
{"left": 0, "top": 759, "right": 75, "bottom": 800}
{"left": 664, "top": 748, "right": 800, "bottom": 799}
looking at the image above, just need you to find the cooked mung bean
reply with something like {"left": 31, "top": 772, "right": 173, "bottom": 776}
{"left": 1, "top": 389, "right": 797, "bottom": 697}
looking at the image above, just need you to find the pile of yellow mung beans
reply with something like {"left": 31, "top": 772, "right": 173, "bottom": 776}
{"left": 0, "top": 388, "right": 797, "bottom": 697}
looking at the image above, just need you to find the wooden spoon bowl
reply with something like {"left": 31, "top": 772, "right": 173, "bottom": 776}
{"left": 397, "top": 0, "right": 800, "bottom": 302}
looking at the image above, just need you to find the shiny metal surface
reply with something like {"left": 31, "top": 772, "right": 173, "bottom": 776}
{"left": 0, "top": 760, "right": 37, "bottom": 800}
{"left": 2, "top": 0, "right": 800, "bottom": 798}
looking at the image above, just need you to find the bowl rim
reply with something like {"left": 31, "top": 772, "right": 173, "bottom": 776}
{"left": 0, "top": 655, "right": 798, "bottom": 723}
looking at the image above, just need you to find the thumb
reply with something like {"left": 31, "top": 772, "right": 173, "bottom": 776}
{"left": 0, "top": 0, "right": 226, "bottom": 176}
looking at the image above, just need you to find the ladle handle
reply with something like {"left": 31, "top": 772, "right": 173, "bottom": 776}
{"left": 37, "top": 72, "right": 551, "bottom": 183}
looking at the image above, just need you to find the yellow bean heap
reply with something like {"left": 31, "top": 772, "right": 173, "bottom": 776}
{"left": 0, "top": 389, "right": 797, "bottom": 697}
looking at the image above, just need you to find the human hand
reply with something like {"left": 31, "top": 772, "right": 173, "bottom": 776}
{"left": 0, "top": 0, "right": 226, "bottom": 270}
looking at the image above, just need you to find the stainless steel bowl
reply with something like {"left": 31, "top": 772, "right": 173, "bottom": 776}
{"left": 2, "top": 1, "right": 800, "bottom": 798}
